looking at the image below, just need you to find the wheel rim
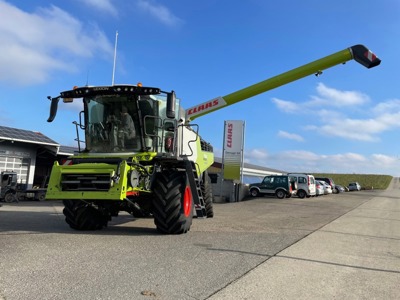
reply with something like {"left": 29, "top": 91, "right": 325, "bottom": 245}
{"left": 183, "top": 186, "right": 192, "bottom": 217}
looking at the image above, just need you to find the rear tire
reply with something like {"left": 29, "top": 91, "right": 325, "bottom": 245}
{"left": 276, "top": 189, "right": 286, "bottom": 199}
{"left": 202, "top": 172, "right": 214, "bottom": 218}
{"left": 63, "top": 200, "right": 108, "bottom": 230}
{"left": 38, "top": 192, "right": 46, "bottom": 201}
{"left": 152, "top": 171, "right": 193, "bottom": 234}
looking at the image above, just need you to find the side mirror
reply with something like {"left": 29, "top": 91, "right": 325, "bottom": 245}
{"left": 166, "top": 91, "right": 176, "bottom": 119}
{"left": 47, "top": 96, "right": 60, "bottom": 122}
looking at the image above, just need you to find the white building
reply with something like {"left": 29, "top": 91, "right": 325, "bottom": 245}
{"left": 0, "top": 126, "right": 65, "bottom": 189}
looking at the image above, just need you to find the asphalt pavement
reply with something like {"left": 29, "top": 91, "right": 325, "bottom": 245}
{"left": 0, "top": 179, "right": 399, "bottom": 300}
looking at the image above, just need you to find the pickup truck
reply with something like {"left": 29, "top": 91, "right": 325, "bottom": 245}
{"left": 249, "top": 175, "right": 297, "bottom": 199}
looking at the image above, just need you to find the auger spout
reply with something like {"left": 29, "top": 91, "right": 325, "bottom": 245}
{"left": 185, "top": 44, "right": 381, "bottom": 121}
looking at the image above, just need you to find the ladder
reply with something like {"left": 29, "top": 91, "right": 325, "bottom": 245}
{"left": 183, "top": 160, "right": 207, "bottom": 218}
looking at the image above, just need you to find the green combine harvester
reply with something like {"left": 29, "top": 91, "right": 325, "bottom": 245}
{"left": 46, "top": 44, "right": 380, "bottom": 234}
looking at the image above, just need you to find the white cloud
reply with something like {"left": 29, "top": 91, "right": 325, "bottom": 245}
{"left": 314, "top": 107, "right": 400, "bottom": 142}
{"left": 277, "top": 150, "right": 320, "bottom": 161}
{"left": 244, "top": 149, "right": 400, "bottom": 175}
{"left": 80, "top": 0, "right": 118, "bottom": 16}
{"left": 0, "top": 1, "right": 113, "bottom": 86}
{"left": 264, "top": 150, "right": 324, "bottom": 173}
{"left": 377, "top": 112, "right": 400, "bottom": 128}
{"left": 317, "top": 118, "right": 386, "bottom": 142}
{"left": 136, "top": 0, "right": 183, "bottom": 27}
{"left": 272, "top": 84, "right": 400, "bottom": 143}
{"left": 244, "top": 148, "right": 269, "bottom": 163}
{"left": 277, "top": 130, "right": 304, "bottom": 142}
{"left": 372, "top": 99, "right": 400, "bottom": 114}
{"left": 315, "top": 83, "right": 370, "bottom": 106}
{"left": 271, "top": 98, "right": 299, "bottom": 113}
{"left": 370, "top": 154, "right": 399, "bottom": 168}
{"left": 330, "top": 152, "right": 367, "bottom": 163}
{"left": 273, "top": 83, "right": 370, "bottom": 114}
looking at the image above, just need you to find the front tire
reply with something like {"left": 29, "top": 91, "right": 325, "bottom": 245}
{"left": 152, "top": 171, "right": 193, "bottom": 234}
{"left": 297, "top": 190, "right": 306, "bottom": 199}
{"left": 4, "top": 192, "right": 16, "bottom": 203}
{"left": 250, "top": 189, "right": 259, "bottom": 197}
{"left": 63, "top": 200, "right": 108, "bottom": 230}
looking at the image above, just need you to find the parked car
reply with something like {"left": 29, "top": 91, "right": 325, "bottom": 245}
{"left": 315, "top": 180, "right": 325, "bottom": 196}
{"left": 348, "top": 182, "right": 361, "bottom": 191}
{"left": 249, "top": 175, "right": 297, "bottom": 199}
{"left": 335, "top": 185, "right": 346, "bottom": 193}
{"left": 315, "top": 177, "right": 336, "bottom": 193}
{"left": 287, "top": 173, "right": 317, "bottom": 198}
{"left": 319, "top": 180, "right": 333, "bottom": 194}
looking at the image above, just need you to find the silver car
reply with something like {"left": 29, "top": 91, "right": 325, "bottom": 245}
{"left": 319, "top": 180, "right": 333, "bottom": 194}
{"left": 348, "top": 182, "right": 361, "bottom": 191}
{"left": 315, "top": 181, "right": 325, "bottom": 196}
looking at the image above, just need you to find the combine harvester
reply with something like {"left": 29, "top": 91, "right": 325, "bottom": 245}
{"left": 46, "top": 44, "right": 380, "bottom": 234}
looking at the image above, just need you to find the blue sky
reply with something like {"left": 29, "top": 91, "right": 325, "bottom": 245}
{"left": 0, "top": 0, "right": 399, "bottom": 175}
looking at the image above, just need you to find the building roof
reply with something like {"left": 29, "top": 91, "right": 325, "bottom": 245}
{"left": 0, "top": 125, "right": 59, "bottom": 147}
{"left": 213, "top": 156, "right": 285, "bottom": 174}
{"left": 58, "top": 145, "right": 79, "bottom": 156}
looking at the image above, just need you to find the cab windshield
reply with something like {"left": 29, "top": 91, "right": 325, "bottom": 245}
{"left": 85, "top": 95, "right": 153, "bottom": 153}
{"left": 83, "top": 94, "right": 179, "bottom": 154}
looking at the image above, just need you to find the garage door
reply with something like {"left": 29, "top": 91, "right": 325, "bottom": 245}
{"left": 0, "top": 156, "right": 30, "bottom": 185}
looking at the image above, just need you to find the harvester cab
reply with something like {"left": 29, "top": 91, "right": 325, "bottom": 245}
{"left": 46, "top": 44, "right": 380, "bottom": 234}
{"left": 48, "top": 86, "right": 180, "bottom": 154}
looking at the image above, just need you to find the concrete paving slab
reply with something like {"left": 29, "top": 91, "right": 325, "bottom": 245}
{"left": 208, "top": 257, "right": 400, "bottom": 300}
{"left": 210, "top": 187, "right": 400, "bottom": 300}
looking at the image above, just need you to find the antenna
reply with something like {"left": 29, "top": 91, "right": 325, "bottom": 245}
{"left": 112, "top": 30, "right": 119, "bottom": 85}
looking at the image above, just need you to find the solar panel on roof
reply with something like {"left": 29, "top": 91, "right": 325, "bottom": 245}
{"left": 0, "top": 125, "right": 58, "bottom": 145}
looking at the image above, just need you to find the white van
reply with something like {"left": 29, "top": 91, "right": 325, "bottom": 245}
{"left": 287, "top": 173, "right": 316, "bottom": 198}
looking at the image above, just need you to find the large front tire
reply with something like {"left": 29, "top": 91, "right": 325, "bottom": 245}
{"left": 152, "top": 171, "right": 193, "bottom": 234}
{"left": 63, "top": 200, "right": 108, "bottom": 230}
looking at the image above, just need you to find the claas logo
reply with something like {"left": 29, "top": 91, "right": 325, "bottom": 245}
{"left": 186, "top": 99, "right": 220, "bottom": 116}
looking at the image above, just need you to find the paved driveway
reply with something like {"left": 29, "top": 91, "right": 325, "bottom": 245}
{"left": 0, "top": 183, "right": 398, "bottom": 299}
